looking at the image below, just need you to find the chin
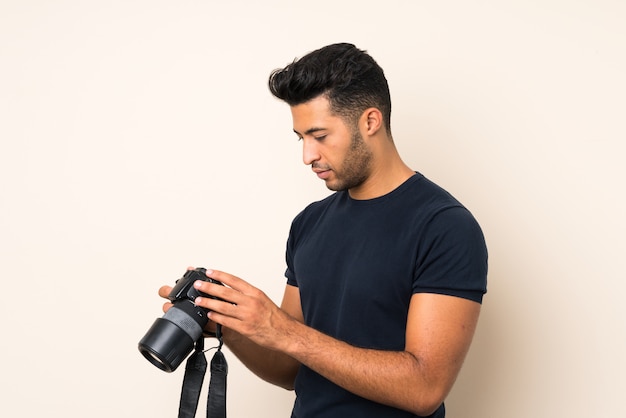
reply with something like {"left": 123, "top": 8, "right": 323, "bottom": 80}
{"left": 324, "top": 183, "right": 342, "bottom": 192}
{"left": 325, "top": 182, "right": 352, "bottom": 193}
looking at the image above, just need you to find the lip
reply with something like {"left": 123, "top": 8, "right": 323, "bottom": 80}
{"left": 313, "top": 168, "right": 331, "bottom": 179}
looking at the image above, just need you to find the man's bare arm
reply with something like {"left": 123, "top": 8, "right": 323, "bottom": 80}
{"left": 159, "top": 282, "right": 303, "bottom": 390}
{"left": 220, "top": 285, "right": 303, "bottom": 389}
{"left": 194, "top": 270, "right": 481, "bottom": 416}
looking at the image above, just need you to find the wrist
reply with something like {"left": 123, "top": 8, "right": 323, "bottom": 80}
{"left": 219, "top": 326, "right": 241, "bottom": 346}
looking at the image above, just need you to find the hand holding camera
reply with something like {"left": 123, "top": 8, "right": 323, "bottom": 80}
{"left": 138, "top": 267, "right": 224, "bottom": 372}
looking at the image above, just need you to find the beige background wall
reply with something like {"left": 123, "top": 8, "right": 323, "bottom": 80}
{"left": 1, "top": 1, "right": 624, "bottom": 417}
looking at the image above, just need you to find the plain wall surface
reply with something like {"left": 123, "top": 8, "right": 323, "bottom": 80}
{"left": 1, "top": 1, "right": 624, "bottom": 417}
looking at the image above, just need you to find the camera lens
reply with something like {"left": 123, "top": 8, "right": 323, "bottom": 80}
{"left": 138, "top": 299, "right": 209, "bottom": 372}
{"left": 142, "top": 347, "right": 169, "bottom": 370}
{"left": 139, "top": 268, "right": 223, "bottom": 372}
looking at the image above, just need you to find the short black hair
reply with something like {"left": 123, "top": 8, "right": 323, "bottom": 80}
{"left": 268, "top": 43, "right": 392, "bottom": 133}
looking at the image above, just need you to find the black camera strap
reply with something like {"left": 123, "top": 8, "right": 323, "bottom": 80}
{"left": 178, "top": 325, "right": 227, "bottom": 418}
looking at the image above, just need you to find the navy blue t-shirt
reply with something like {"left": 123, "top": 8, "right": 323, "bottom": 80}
{"left": 285, "top": 173, "right": 488, "bottom": 418}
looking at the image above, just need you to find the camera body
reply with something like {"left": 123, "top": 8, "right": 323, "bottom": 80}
{"left": 167, "top": 267, "right": 222, "bottom": 306}
{"left": 138, "top": 268, "right": 223, "bottom": 372}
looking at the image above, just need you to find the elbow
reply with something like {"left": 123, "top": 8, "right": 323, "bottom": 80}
{"left": 280, "top": 382, "right": 296, "bottom": 391}
{"left": 271, "top": 376, "right": 296, "bottom": 391}
{"left": 403, "top": 361, "right": 450, "bottom": 415}
{"left": 407, "top": 382, "right": 449, "bottom": 416}
{"left": 262, "top": 368, "right": 298, "bottom": 391}
{"left": 409, "top": 396, "right": 445, "bottom": 417}
{"left": 268, "top": 379, "right": 296, "bottom": 392}
{"left": 412, "top": 400, "right": 444, "bottom": 417}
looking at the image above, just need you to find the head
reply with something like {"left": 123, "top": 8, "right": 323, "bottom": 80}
{"left": 268, "top": 43, "right": 392, "bottom": 135}
{"left": 269, "top": 43, "right": 392, "bottom": 193}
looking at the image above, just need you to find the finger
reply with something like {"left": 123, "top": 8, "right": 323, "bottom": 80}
{"left": 162, "top": 302, "right": 173, "bottom": 313}
{"left": 205, "top": 309, "right": 242, "bottom": 331}
{"left": 194, "top": 280, "right": 244, "bottom": 306}
{"left": 199, "top": 298, "right": 241, "bottom": 319}
{"left": 158, "top": 285, "right": 172, "bottom": 299}
{"left": 204, "top": 269, "right": 256, "bottom": 294}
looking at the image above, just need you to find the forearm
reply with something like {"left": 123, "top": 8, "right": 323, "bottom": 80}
{"left": 191, "top": 272, "right": 479, "bottom": 416}
{"left": 278, "top": 320, "right": 445, "bottom": 416}
{"left": 222, "top": 326, "right": 300, "bottom": 390}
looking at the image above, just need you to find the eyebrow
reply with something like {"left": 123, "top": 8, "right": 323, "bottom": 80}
{"left": 293, "top": 127, "right": 327, "bottom": 136}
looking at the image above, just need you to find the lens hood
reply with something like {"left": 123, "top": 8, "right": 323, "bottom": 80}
{"left": 138, "top": 317, "right": 195, "bottom": 372}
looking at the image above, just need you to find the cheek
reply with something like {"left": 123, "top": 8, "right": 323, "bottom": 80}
{"left": 328, "top": 142, "right": 352, "bottom": 166}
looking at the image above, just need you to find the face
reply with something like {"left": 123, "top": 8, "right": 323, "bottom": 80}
{"left": 291, "top": 96, "right": 373, "bottom": 192}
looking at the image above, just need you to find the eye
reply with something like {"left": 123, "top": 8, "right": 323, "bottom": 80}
{"left": 314, "top": 135, "right": 327, "bottom": 141}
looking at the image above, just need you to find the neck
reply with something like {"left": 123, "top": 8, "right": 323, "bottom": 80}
{"left": 348, "top": 149, "right": 415, "bottom": 200}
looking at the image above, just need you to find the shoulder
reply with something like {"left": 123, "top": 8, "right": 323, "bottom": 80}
{"left": 388, "top": 173, "right": 472, "bottom": 229}
{"left": 290, "top": 192, "right": 341, "bottom": 229}
{"left": 405, "top": 175, "right": 488, "bottom": 302}
{"left": 407, "top": 173, "right": 463, "bottom": 211}
{"left": 409, "top": 174, "right": 484, "bottom": 239}
{"left": 409, "top": 175, "right": 486, "bottom": 265}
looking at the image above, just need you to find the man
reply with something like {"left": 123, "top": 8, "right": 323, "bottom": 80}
{"left": 159, "top": 43, "right": 488, "bottom": 417}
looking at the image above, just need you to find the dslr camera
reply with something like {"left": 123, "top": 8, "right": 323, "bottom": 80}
{"left": 138, "top": 267, "right": 223, "bottom": 372}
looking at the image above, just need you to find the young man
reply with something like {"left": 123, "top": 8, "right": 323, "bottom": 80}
{"left": 159, "top": 43, "right": 488, "bottom": 417}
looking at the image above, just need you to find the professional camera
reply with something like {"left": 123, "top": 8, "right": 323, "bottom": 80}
{"left": 138, "top": 267, "right": 223, "bottom": 372}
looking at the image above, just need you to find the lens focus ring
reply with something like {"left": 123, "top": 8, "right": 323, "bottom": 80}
{"left": 163, "top": 302, "right": 205, "bottom": 341}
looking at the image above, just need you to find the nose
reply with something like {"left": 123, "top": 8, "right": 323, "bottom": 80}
{"left": 302, "top": 137, "right": 320, "bottom": 166}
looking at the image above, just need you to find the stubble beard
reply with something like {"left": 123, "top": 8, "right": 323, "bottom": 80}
{"left": 325, "top": 130, "right": 373, "bottom": 192}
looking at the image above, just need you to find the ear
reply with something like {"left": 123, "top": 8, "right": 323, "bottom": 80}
{"left": 361, "top": 107, "right": 384, "bottom": 136}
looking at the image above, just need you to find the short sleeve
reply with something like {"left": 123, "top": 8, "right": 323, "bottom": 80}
{"left": 413, "top": 206, "right": 488, "bottom": 303}
{"left": 284, "top": 215, "right": 299, "bottom": 287}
